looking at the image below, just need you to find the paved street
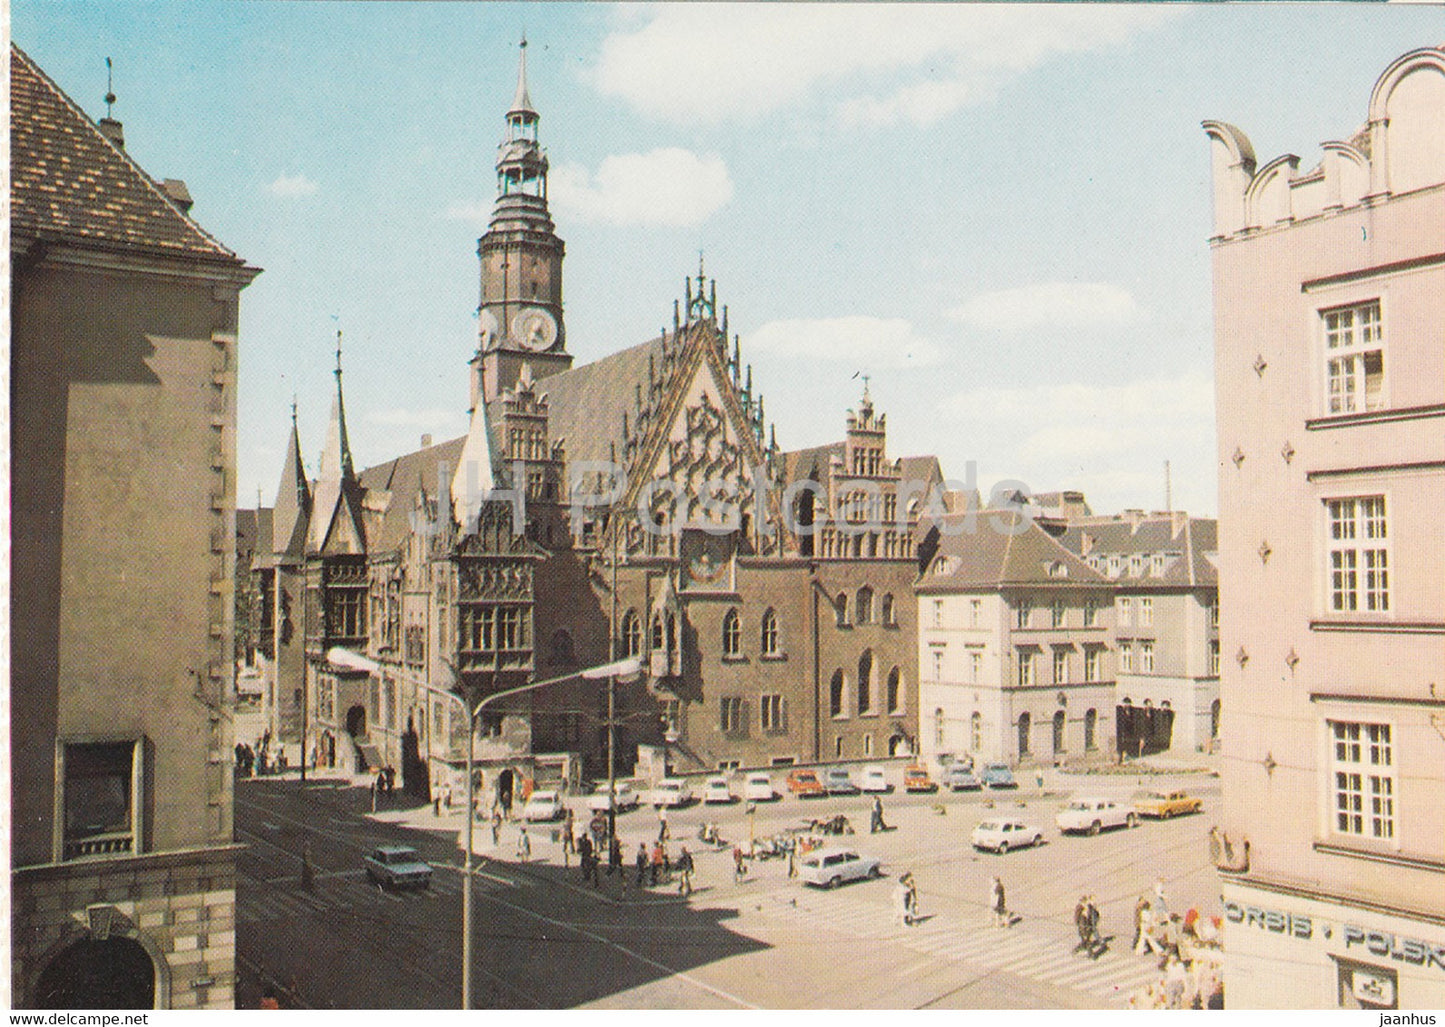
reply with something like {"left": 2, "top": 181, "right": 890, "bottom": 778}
{"left": 234, "top": 768, "right": 1221, "bottom": 1009}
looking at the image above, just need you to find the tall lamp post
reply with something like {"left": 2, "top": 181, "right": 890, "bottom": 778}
{"left": 326, "top": 647, "right": 639, "bottom": 1009}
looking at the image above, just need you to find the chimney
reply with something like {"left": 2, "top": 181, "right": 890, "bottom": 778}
{"left": 1080, "top": 532, "right": 1094, "bottom": 557}
{"left": 420, "top": 433, "right": 433, "bottom": 449}
{"left": 1123, "top": 509, "right": 1145, "bottom": 534}
{"left": 97, "top": 116, "right": 125, "bottom": 150}
{"left": 160, "top": 179, "right": 193, "bottom": 213}
{"left": 1172, "top": 509, "right": 1188, "bottom": 539}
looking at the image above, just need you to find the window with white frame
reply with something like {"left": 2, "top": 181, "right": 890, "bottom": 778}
{"left": 722, "top": 608, "right": 742, "bottom": 656}
{"left": 933, "top": 599, "right": 944, "bottom": 628}
{"left": 1330, "top": 720, "right": 1394, "bottom": 840}
{"left": 970, "top": 598, "right": 982, "bottom": 627}
{"left": 1140, "top": 597, "right": 1154, "bottom": 627}
{"left": 1107, "top": 555, "right": 1121, "bottom": 577}
{"left": 1053, "top": 648, "right": 1069, "bottom": 684}
{"left": 1209, "top": 600, "right": 1219, "bottom": 628}
{"left": 1016, "top": 600, "right": 1032, "bottom": 630}
{"left": 1209, "top": 640, "right": 1220, "bottom": 677}
{"left": 970, "top": 651, "right": 982, "bottom": 685}
{"left": 970, "top": 711, "right": 982, "bottom": 751}
{"left": 1084, "top": 647, "right": 1100, "bottom": 683}
{"left": 1084, "top": 599, "right": 1098, "bottom": 627}
{"left": 1017, "top": 649, "right": 1036, "bottom": 687}
{"left": 761, "top": 694, "right": 785, "bottom": 733}
{"left": 1119, "top": 642, "right": 1134, "bottom": 673}
{"left": 1118, "top": 597, "right": 1132, "bottom": 626}
{"left": 934, "top": 708, "right": 945, "bottom": 747}
{"left": 720, "top": 696, "right": 744, "bottom": 734}
{"left": 1141, "top": 641, "right": 1155, "bottom": 673}
{"left": 760, "top": 608, "right": 780, "bottom": 657}
{"left": 1151, "top": 553, "right": 1165, "bottom": 577}
{"left": 60, "top": 739, "right": 143, "bottom": 860}
{"left": 1327, "top": 496, "right": 1390, "bottom": 612}
{"left": 1051, "top": 599, "right": 1066, "bottom": 628}
{"left": 1129, "top": 555, "right": 1144, "bottom": 577}
{"left": 931, "top": 648, "right": 944, "bottom": 682}
{"left": 1323, "top": 300, "right": 1384, "bottom": 414}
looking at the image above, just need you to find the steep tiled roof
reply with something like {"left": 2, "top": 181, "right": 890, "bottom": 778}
{"left": 917, "top": 510, "right": 1108, "bottom": 593}
{"left": 781, "top": 442, "right": 843, "bottom": 487}
{"left": 10, "top": 44, "right": 241, "bottom": 262}
{"left": 359, "top": 437, "right": 466, "bottom": 555}
{"left": 1054, "top": 515, "right": 1218, "bottom": 588}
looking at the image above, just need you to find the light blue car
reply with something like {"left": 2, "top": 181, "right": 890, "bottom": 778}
{"left": 979, "top": 763, "right": 1018, "bottom": 789}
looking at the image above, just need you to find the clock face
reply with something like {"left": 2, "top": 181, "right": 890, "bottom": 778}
{"left": 513, "top": 307, "right": 558, "bottom": 352}
{"left": 478, "top": 308, "right": 500, "bottom": 349}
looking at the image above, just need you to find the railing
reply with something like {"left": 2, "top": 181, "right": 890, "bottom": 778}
{"left": 64, "top": 831, "right": 134, "bottom": 860}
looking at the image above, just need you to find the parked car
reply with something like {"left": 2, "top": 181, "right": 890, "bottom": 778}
{"left": 702, "top": 776, "right": 737, "bottom": 804}
{"left": 797, "top": 847, "right": 882, "bottom": 889}
{"left": 1056, "top": 797, "right": 1137, "bottom": 835}
{"left": 521, "top": 789, "right": 564, "bottom": 822}
{"left": 944, "top": 765, "right": 982, "bottom": 791}
{"left": 979, "top": 763, "right": 1018, "bottom": 789}
{"left": 937, "top": 751, "right": 974, "bottom": 774}
{"left": 586, "top": 781, "right": 640, "bottom": 813}
{"left": 364, "top": 846, "right": 433, "bottom": 889}
{"left": 786, "top": 768, "right": 827, "bottom": 798}
{"left": 824, "top": 766, "right": 861, "bottom": 795}
{"left": 744, "top": 772, "right": 778, "bottom": 802}
{"left": 903, "top": 765, "right": 938, "bottom": 793}
{"left": 859, "top": 765, "right": 890, "bottom": 793}
{"left": 648, "top": 778, "right": 693, "bottom": 808}
{"left": 970, "top": 819, "right": 1045, "bottom": 854}
{"left": 1132, "top": 788, "right": 1204, "bottom": 819}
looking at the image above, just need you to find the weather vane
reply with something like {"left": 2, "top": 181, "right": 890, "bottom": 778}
{"left": 104, "top": 57, "right": 115, "bottom": 118}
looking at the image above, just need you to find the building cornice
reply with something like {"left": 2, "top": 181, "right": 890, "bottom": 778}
{"left": 15, "top": 843, "right": 246, "bottom": 880}
{"left": 1305, "top": 403, "right": 1445, "bottom": 432}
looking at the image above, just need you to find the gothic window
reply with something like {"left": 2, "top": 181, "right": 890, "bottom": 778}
{"left": 621, "top": 609, "right": 641, "bottom": 657}
{"left": 328, "top": 590, "right": 365, "bottom": 639}
{"left": 856, "top": 586, "right": 874, "bottom": 624}
{"left": 835, "top": 593, "right": 849, "bottom": 628}
{"left": 970, "top": 711, "right": 982, "bottom": 752}
{"left": 886, "top": 667, "right": 902, "bottom": 714}
{"left": 651, "top": 613, "right": 665, "bottom": 651}
{"left": 857, "top": 650, "right": 874, "bottom": 715}
{"left": 760, "top": 608, "right": 780, "bottom": 657}
{"left": 880, "top": 594, "right": 894, "bottom": 626}
{"left": 830, "top": 671, "right": 846, "bottom": 719}
{"left": 722, "top": 608, "right": 741, "bottom": 657}
{"left": 666, "top": 612, "right": 677, "bottom": 651}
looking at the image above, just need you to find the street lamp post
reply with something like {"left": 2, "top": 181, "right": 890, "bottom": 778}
{"left": 326, "top": 647, "right": 638, "bottom": 1009}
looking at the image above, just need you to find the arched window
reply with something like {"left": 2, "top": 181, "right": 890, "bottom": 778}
{"left": 1018, "top": 711, "right": 1032, "bottom": 757}
{"left": 934, "top": 707, "right": 945, "bottom": 747}
{"left": 722, "top": 608, "right": 741, "bottom": 657}
{"left": 621, "top": 609, "right": 641, "bottom": 657}
{"left": 880, "top": 593, "right": 894, "bottom": 626}
{"left": 856, "top": 586, "right": 874, "bottom": 624}
{"left": 886, "top": 667, "right": 902, "bottom": 714}
{"left": 1084, "top": 708, "right": 1098, "bottom": 750}
{"left": 1210, "top": 699, "right": 1221, "bottom": 739}
{"left": 651, "top": 613, "right": 664, "bottom": 651}
{"left": 970, "top": 711, "right": 982, "bottom": 751}
{"left": 666, "top": 612, "right": 677, "bottom": 650}
{"left": 1052, "top": 709, "right": 1066, "bottom": 755}
{"left": 835, "top": 593, "right": 849, "bottom": 627}
{"left": 830, "top": 671, "right": 845, "bottom": 719}
{"left": 760, "top": 608, "right": 779, "bottom": 656}
{"left": 550, "top": 629, "right": 574, "bottom": 666}
{"left": 857, "top": 650, "right": 874, "bottom": 715}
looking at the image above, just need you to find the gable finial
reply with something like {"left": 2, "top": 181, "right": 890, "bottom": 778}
{"left": 291, "top": 394, "right": 298, "bottom": 426}
{"left": 335, "top": 328, "right": 344, "bottom": 381}
{"left": 104, "top": 57, "right": 116, "bottom": 119}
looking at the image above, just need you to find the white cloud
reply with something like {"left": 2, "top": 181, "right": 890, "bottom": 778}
{"left": 265, "top": 173, "right": 318, "bottom": 198}
{"left": 365, "top": 407, "right": 468, "bottom": 435}
{"left": 590, "top": 6, "right": 1174, "bottom": 127}
{"left": 746, "top": 316, "right": 944, "bottom": 370}
{"left": 948, "top": 282, "right": 1145, "bottom": 333}
{"left": 550, "top": 149, "right": 733, "bottom": 227}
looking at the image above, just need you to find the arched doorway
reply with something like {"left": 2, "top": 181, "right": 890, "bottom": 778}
{"left": 497, "top": 768, "right": 515, "bottom": 815}
{"left": 345, "top": 705, "right": 367, "bottom": 738}
{"left": 35, "top": 936, "right": 155, "bottom": 1008}
{"left": 1052, "top": 710, "right": 1066, "bottom": 757}
{"left": 1017, "top": 712, "right": 1031, "bottom": 757}
{"left": 1084, "top": 708, "right": 1097, "bottom": 751}
{"left": 1210, "top": 699, "right": 1221, "bottom": 740}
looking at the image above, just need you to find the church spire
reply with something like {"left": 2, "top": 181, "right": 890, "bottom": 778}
{"left": 272, "top": 399, "right": 312, "bottom": 561}
{"left": 510, "top": 35, "right": 536, "bottom": 117}
{"left": 308, "top": 330, "right": 365, "bottom": 553}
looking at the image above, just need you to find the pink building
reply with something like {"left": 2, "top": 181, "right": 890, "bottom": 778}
{"left": 1206, "top": 47, "right": 1445, "bottom": 1009}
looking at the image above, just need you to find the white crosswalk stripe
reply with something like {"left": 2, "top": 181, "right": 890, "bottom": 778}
{"left": 758, "top": 891, "right": 1155, "bottom": 1005}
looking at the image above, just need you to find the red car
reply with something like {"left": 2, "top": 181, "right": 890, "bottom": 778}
{"left": 903, "top": 766, "right": 938, "bottom": 793}
{"left": 786, "top": 768, "right": 826, "bottom": 797}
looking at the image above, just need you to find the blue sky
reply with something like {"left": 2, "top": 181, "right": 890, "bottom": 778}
{"left": 14, "top": 4, "right": 1441, "bottom": 517}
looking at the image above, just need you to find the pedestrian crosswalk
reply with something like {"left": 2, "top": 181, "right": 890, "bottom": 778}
{"left": 760, "top": 889, "right": 1158, "bottom": 1006}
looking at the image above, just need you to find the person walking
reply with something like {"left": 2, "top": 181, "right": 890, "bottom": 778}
{"left": 1153, "top": 877, "right": 1170, "bottom": 919}
{"left": 635, "top": 842, "right": 649, "bottom": 887}
{"left": 657, "top": 805, "right": 670, "bottom": 843}
{"left": 871, "top": 795, "right": 889, "bottom": 833}
{"left": 650, "top": 841, "right": 666, "bottom": 886}
{"left": 732, "top": 844, "right": 746, "bottom": 883}
{"left": 563, "top": 808, "right": 576, "bottom": 856}
{"left": 676, "top": 845, "right": 694, "bottom": 897}
{"left": 895, "top": 873, "right": 915, "bottom": 927}
{"left": 1084, "top": 894, "right": 1103, "bottom": 958}
{"left": 991, "top": 876, "right": 1009, "bottom": 928}
{"left": 578, "top": 832, "right": 595, "bottom": 885}
{"left": 608, "top": 834, "right": 622, "bottom": 879}
{"left": 517, "top": 826, "right": 531, "bottom": 860}
{"left": 1074, "top": 895, "right": 1091, "bottom": 953}
{"left": 1132, "top": 895, "right": 1150, "bottom": 951}
{"left": 491, "top": 807, "right": 502, "bottom": 848}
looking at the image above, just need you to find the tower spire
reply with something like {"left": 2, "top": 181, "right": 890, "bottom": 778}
{"left": 511, "top": 35, "right": 536, "bottom": 116}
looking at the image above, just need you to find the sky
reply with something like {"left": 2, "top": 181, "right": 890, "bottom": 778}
{"left": 13, "top": 4, "right": 1442, "bottom": 518}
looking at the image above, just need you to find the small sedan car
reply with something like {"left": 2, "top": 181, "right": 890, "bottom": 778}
{"left": 786, "top": 768, "right": 827, "bottom": 798}
{"left": 1056, "top": 797, "right": 1137, "bottom": 835}
{"left": 797, "top": 847, "right": 882, "bottom": 889}
{"left": 648, "top": 778, "right": 693, "bottom": 808}
{"left": 824, "top": 767, "right": 861, "bottom": 795}
{"left": 903, "top": 766, "right": 938, "bottom": 793}
{"left": 1132, "top": 788, "right": 1204, "bottom": 819}
{"left": 744, "top": 772, "right": 778, "bottom": 802}
{"left": 970, "top": 819, "right": 1044, "bottom": 854}
{"left": 859, "top": 765, "right": 890, "bottom": 793}
{"left": 944, "top": 766, "right": 982, "bottom": 791}
{"left": 702, "top": 776, "right": 737, "bottom": 804}
{"left": 521, "top": 789, "right": 564, "bottom": 822}
{"left": 586, "top": 782, "right": 640, "bottom": 813}
{"left": 364, "top": 846, "right": 433, "bottom": 889}
{"left": 979, "top": 763, "right": 1018, "bottom": 789}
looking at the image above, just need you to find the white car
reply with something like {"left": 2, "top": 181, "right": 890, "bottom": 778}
{"left": 970, "top": 819, "right": 1045, "bottom": 854}
{"left": 520, "top": 789, "right": 564, "bottom": 822}
{"left": 743, "top": 772, "right": 777, "bottom": 802}
{"left": 702, "top": 776, "right": 736, "bottom": 804}
{"left": 797, "top": 847, "right": 882, "bottom": 889}
{"left": 859, "top": 765, "right": 890, "bottom": 793}
{"left": 648, "top": 778, "right": 693, "bottom": 808}
{"left": 1056, "top": 797, "right": 1137, "bottom": 835}
{"left": 586, "top": 782, "right": 640, "bottom": 813}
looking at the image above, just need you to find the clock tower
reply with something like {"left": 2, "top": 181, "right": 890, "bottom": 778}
{"left": 474, "top": 38, "right": 572, "bottom": 408}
